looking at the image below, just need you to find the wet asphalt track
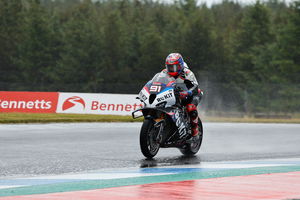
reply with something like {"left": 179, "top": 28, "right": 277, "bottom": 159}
{"left": 0, "top": 122, "right": 300, "bottom": 177}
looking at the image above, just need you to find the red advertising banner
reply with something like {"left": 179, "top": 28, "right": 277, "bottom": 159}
{"left": 0, "top": 92, "right": 59, "bottom": 113}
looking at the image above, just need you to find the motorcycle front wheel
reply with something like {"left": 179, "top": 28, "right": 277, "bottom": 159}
{"left": 140, "top": 119, "right": 160, "bottom": 158}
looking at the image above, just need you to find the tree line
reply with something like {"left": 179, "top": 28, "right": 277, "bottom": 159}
{"left": 0, "top": 0, "right": 299, "bottom": 113}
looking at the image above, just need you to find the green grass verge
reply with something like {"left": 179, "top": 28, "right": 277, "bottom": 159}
{"left": 0, "top": 113, "right": 142, "bottom": 123}
{"left": 0, "top": 113, "right": 299, "bottom": 124}
{"left": 203, "top": 116, "right": 300, "bottom": 124}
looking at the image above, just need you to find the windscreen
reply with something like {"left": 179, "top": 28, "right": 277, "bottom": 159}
{"left": 151, "top": 73, "right": 174, "bottom": 85}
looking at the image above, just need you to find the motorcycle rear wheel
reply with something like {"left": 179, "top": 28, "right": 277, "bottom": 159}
{"left": 180, "top": 118, "right": 203, "bottom": 155}
{"left": 140, "top": 119, "right": 160, "bottom": 158}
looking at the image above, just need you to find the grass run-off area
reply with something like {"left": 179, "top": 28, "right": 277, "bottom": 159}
{"left": 0, "top": 113, "right": 299, "bottom": 124}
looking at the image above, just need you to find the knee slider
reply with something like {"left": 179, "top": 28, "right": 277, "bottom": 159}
{"left": 186, "top": 104, "right": 197, "bottom": 112}
{"left": 187, "top": 104, "right": 198, "bottom": 118}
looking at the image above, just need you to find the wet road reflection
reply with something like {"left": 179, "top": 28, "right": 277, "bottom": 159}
{"left": 1, "top": 122, "right": 300, "bottom": 176}
{"left": 140, "top": 155, "right": 201, "bottom": 168}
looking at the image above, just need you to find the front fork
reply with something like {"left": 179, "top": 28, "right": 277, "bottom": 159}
{"left": 144, "top": 111, "right": 166, "bottom": 145}
{"left": 154, "top": 120, "right": 164, "bottom": 144}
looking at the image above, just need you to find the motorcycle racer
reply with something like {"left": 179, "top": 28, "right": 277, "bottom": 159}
{"left": 161, "top": 53, "right": 202, "bottom": 138}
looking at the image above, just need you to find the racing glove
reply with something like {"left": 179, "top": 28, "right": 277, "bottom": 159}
{"left": 179, "top": 91, "right": 192, "bottom": 99}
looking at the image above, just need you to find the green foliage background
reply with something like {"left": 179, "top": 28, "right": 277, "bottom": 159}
{"left": 0, "top": 0, "right": 299, "bottom": 113}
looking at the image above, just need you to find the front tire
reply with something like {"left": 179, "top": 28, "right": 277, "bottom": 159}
{"left": 180, "top": 118, "right": 203, "bottom": 156}
{"left": 140, "top": 119, "right": 160, "bottom": 158}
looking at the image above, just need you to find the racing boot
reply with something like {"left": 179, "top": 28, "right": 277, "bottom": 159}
{"left": 186, "top": 104, "right": 199, "bottom": 137}
{"left": 191, "top": 117, "right": 199, "bottom": 137}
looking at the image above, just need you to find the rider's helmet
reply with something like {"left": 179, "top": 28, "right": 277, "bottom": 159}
{"left": 165, "top": 53, "right": 185, "bottom": 77}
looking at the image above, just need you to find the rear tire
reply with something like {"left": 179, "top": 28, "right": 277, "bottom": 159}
{"left": 140, "top": 119, "right": 160, "bottom": 158}
{"left": 180, "top": 118, "right": 203, "bottom": 156}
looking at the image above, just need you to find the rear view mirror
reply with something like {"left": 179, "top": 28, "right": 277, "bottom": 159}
{"left": 132, "top": 110, "right": 143, "bottom": 119}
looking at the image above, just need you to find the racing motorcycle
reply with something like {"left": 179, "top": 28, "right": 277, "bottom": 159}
{"left": 132, "top": 73, "right": 203, "bottom": 158}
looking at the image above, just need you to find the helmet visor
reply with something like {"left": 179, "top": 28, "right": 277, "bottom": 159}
{"left": 166, "top": 64, "right": 180, "bottom": 73}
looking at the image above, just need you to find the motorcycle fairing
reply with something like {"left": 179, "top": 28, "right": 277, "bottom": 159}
{"left": 167, "top": 107, "right": 189, "bottom": 139}
{"left": 132, "top": 106, "right": 189, "bottom": 139}
{"left": 139, "top": 85, "right": 176, "bottom": 108}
